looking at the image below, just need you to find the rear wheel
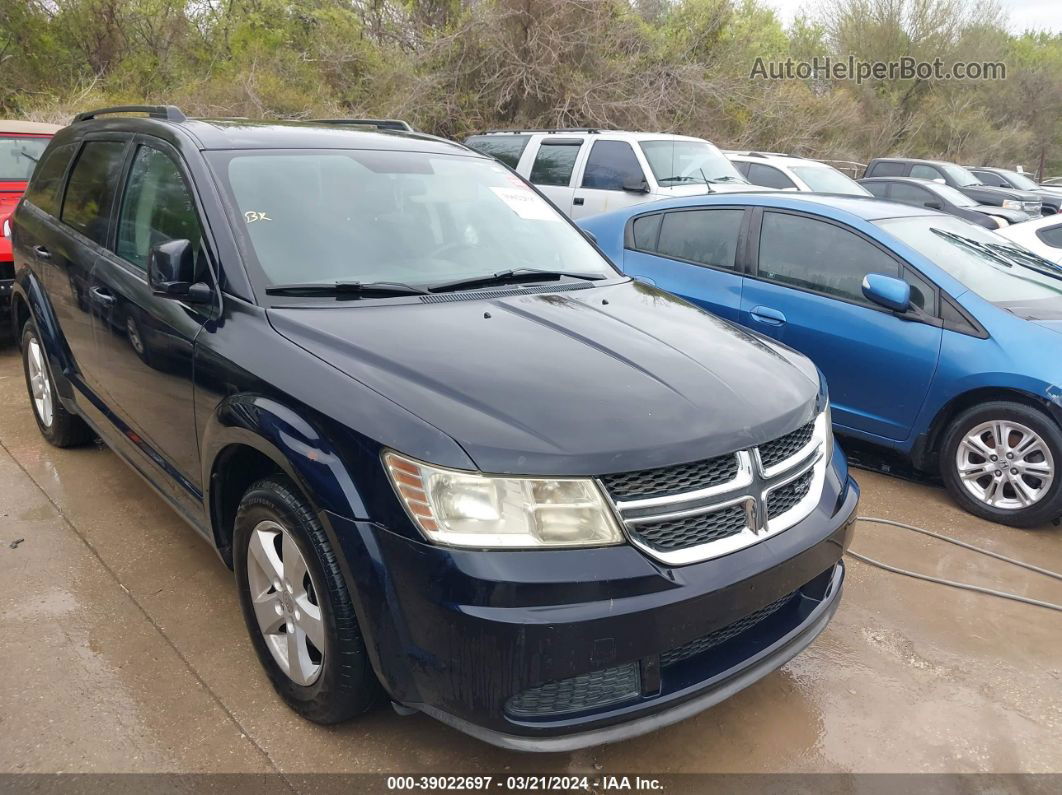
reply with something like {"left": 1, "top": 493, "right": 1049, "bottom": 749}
{"left": 20, "top": 321, "right": 93, "bottom": 447}
{"left": 940, "top": 401, "right": 1062, "bottom": 528}
{"left": 233, "top": 476, "right": 381, "bottom": 723}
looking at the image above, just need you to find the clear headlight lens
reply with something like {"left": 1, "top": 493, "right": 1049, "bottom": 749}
{"left": 1001, "top": 199, "right": 1021, "bottom": 210}
{"left": 384, "top": 451, "right": 624, "bottom": 548}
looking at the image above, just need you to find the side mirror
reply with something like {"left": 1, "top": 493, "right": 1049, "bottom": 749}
{"left": 622, "top": 179, "right": 650, "bottom": 194}
{"left": 925, "top": 200, "right": 943, "bottom": 210}
{"left": 148, "top": 239, "right": 212, "bottom": 303}
{"left": 862, "top": 273, "right": 910, "bottom": 313}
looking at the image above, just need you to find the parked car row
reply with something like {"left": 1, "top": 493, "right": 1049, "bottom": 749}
{"left": 5, "top": 109, "right": 1060, "bottom": 752}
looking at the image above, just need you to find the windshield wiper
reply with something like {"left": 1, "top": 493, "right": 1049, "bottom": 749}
{"left": 930, "top": 228, "right": 1017, "bottom": 268}
{"left": 265, "top": 280, "right": 428, "bottom": 298}
{"left": 986, "top": 243, "right": 1062, "bottom": 276}
{"left": 658, "top": 175, "right": 702, "bottom": 184}
{"left": 707, "top": 175, "right": 746, "bottom": 183}
{"left": 427, "top": 268, "right": 607, "bottom": 294}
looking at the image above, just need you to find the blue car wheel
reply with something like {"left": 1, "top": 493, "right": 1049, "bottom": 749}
{"left": 940, "top": 401, "right": 1062, "bottom": 528}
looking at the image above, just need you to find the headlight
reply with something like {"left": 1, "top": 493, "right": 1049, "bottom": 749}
{"left": 1001, "top": 200, "right": 1021, "bottom": 210}
{"left": 384, "top": 451, "right": 624, "bottom": 548}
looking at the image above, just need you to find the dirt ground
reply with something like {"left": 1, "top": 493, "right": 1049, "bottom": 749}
{"left": 0, "top": 340, "right": 1059, "bottom": 777}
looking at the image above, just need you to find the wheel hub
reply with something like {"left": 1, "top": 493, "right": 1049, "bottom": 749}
{"left": 246, "top": 520, "right": 325, "bottom": 686}
{"left": 956, "top": 420, "right": 1054, "bottom": 511}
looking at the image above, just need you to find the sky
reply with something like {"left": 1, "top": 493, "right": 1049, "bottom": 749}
{"left": 760, "top": 0, "right": 1062, "bottom": 34}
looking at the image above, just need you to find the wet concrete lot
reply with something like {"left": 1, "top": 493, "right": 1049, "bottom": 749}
{"left": 0, "top": 341, "right": 1059, "bottom": 776}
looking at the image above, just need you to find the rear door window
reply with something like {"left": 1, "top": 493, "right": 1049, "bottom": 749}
{"left": 464, "top": 135, "right": 530, "bottom": 169}
{"left": 529, "top": 139, "right": 582, "bottom": 186}
{"left": 581, "top": 141, "right": 645, "bottom": 191}
{"left": 862, "top": 181, "right": 889, "bottom": 199}
{"left": 24, "top": 143, "right": 76, "bottom": 216}
{"left": 869, "top": 161, "right": 908, "bottom": 177}
{"left": 888, "top": 182, "right": 934, "bottom": 207}
{"left": 757, "top": 211, "right": 899, "bottom": 305}
{"left": 60, "top": 141, "right": 127, "bottom": 246}
{"left": 655, "top": 209, "right": 744, "bottom": 269}
{"left": 748, "top": 163, "right": 796, "bottom": 190}
{"left": 972, "top": 170, "right": 1006, "bottom": 187}
{"left": 910, "top": 164, "right": 944, "bottom": 180}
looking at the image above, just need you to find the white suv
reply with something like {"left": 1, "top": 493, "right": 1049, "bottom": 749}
{"left": 725, "top": 152, "right": 871, "bottom": 196}
{"left": 464, "top": 129, "right": 764, "bottom": 219}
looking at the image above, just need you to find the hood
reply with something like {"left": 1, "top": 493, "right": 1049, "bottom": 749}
{"left": 267, "top": 281, "right": 821, "bottom": 476}
{"left": 1031, "top": 319, "right": 1062, "bottom": 335}
{"left": 962, "top": 184, "right": 1042, "bottom": 203}
{"left": 977, "top": 205, "right": 1029, "bottom": 223}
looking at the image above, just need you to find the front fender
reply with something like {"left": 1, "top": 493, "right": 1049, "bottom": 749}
{"left": 201, "top": 394, "right": 370, "bottom": 523}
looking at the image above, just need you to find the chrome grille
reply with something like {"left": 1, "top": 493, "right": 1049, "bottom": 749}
{"left": 505, "top": 663, "right": 641, "bottom": 717}
{"left": 758, "top": 421, "right": 814, "bottom": 470}
{"left": 628, "top": 504, "right": 746, "bottom": 551}
{"left": 661, "top": 590, "right": 796, "bottom": 667}
{"left": 601, "top": 412, "right": 828, "bottom": 565}
{"left": 600, "top": 454, "right": 739, "bottom": 501}
{"left": 767, "top": 471, "right": 813, "bottom": 518}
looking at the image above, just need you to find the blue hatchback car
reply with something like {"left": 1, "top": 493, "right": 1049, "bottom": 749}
{"left": 580, "top": 193, "right": 1062, "bottom": 528}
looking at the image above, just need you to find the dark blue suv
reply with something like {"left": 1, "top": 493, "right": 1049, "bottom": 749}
{"left": 9, "top": 106, "right": 858, "bottom": 751}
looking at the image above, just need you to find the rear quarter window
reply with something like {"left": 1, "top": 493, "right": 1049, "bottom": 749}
{"left": 464, "top": 135, "right": 531, "bottom": 169}
{"left": 24, "top": 142, "right": 76, "bottom": 216}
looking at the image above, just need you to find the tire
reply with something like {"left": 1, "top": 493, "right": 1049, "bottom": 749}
{"left": 233, "top": 476, "right": 381, "bottom": 723}
{"left": 940, "top": 401, "right": 1062, "bottom": 528}
{"left": 20, "top": 321, "right": 94, "bottom": 448}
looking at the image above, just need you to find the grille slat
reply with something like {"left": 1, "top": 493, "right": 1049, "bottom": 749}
{"left": 661, "top": 590, "right": 797, "bottom": 667}
{"left": 629, "top": 504, "right": 746, "bottom": 552}
{"left": 766, "top": 471, "right": 813, "bottom": 518}
{"left": 600, "top": 454, "right": 738, "bottom": 501}
{"left": 505, "top": 663, "right": 641, "bottom": 717}
{"left": 758, "top": 421, "right": 814, "bottom": 470}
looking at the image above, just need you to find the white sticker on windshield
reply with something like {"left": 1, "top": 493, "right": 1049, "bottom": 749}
{"left": 490, "top": 187, "right": 558, "bottom": 221}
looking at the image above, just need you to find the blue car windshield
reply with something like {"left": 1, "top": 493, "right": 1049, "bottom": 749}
{"left": 206, "top": 149, "right": 615, "bottom": 292}
{"left": 876, "top": 215, "right": 1062, "bottom": 313}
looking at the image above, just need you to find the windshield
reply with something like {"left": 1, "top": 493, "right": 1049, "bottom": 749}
{"left": 926, "top": 182, "right": 978, "bottom": 207}
{"left": 876, "top": 215, "right": 1062, "bottom": 315}
{"left": 208, "top": 150, "right": 615, "bottom": 293}
{"left": 639, "top": 140, "right": 747, "bottom": 185}
{"left": 790, "top": 165, "right": 870, "bottom": 195}
{"left": 999, "top": 169, "right": 1040, "bottom": 190}
{"left": 0, "top": 135, "right": 51, "bottom": 181}
{"left": 940, "top": 163, "right": 982, "bottom": 187}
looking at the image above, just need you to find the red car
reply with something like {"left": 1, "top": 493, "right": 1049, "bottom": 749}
{"left": 2, "top": 121, "right": 61, "bottom": 325}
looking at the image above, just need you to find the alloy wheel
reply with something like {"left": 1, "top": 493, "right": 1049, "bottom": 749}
{"left": 955, "top": 420, "right": 1054, "bottom": 510}
{"left": 26, "top": 337, "right": 54, "bottom": 428}
{"left": 245, "top": 520, "right": 325, "bottom": 686}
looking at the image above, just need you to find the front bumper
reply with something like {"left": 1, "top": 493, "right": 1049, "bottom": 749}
{"left": 328, "top": 446, "right": 858, "bottom": 751}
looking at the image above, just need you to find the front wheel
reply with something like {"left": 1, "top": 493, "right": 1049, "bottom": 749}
{"left": 940, "top": 401, "right": 1062, "bottom": 528}
{"left": 233, "top": 476, "right": 381, "bottom": 723}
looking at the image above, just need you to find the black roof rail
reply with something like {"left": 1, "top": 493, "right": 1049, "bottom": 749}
{"left": 311, "top": 118, "right": 414, "bottom": 132}
{"left": 478, "top": 127, "right": 604, "bottom": 135}
{"left": 73, "top": 105, "right": 187, "bottom": 123}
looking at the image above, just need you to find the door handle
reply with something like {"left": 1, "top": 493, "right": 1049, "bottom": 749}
{"left": 573, "top": 197, "right": 585, "bottom": 206}
{"left": 89, "top": 286, "right": 116, "bottom": 307}
{"left": 750, "top": 305, "right": 786, "bottom": 326}
{"left": 33, "top": 245, "right": 51, "bottom": 260}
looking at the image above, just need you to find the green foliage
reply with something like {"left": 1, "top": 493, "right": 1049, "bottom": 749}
{"left": 0, "top": 0, "right": 1059, "bottom": 176}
